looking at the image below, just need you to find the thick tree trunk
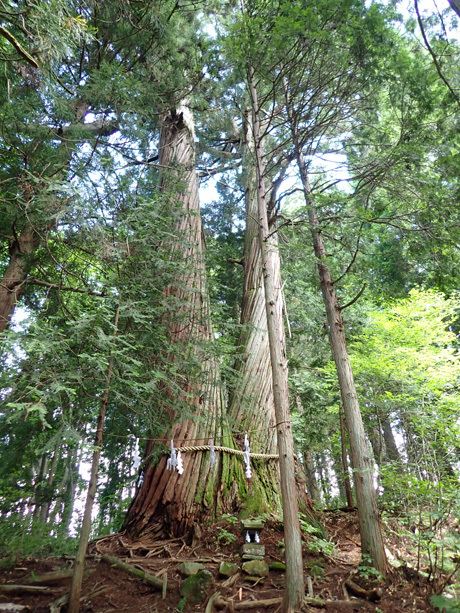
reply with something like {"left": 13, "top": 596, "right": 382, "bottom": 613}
{"left": 223, "top": 113, "right": 288, "bottom": 516}
{"left": 0, "top": 225, "right": 39, "bottom": 333}
{"left": 248, "top": 67, "right": 304, "bottom": 613}
{"left": 123, "top": 108, "right": 224, "bottom": 539}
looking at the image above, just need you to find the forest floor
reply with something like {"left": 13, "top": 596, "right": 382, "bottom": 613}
{"left": 0, "top": 510, "right": 450, "bottom": 613}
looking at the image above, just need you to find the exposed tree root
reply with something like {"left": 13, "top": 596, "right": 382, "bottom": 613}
{"left": 344, "top": 578, "right": 382, "bottom": 601}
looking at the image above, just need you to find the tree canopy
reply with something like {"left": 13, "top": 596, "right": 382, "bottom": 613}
{"left": 1, "top": 0, "right": 460, "bottom": 610}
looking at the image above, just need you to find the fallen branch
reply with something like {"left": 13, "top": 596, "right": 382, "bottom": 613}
{"left": 0, "top": 584, "right": 57, "bottom": 595}
{"left": 215, "top": 597, "right": 283, "bottom": 610}
{"left": 25, "top": 569, "right": 73, "bottom": 584}
{"left": 100, "top": 554, "right": 166, "bottom": 590}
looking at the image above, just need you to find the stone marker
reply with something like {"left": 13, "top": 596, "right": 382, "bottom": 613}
{"left": 241, "top": 543, "right": 265, "bottom": 560}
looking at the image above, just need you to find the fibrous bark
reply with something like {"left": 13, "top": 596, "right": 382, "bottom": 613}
{"left": 123, "top": 108, "right": 224, "bottom": 539}
{"left": 224, "top": 113, "right": 283, "bottom": 516}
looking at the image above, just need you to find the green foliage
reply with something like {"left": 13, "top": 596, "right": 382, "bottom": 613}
{"left": 0, "top": 517, "right": 77, "bottom": 558}
{"left": 0, "top": 0, "right": 460, "bottom": 573}
{"left": 221, "top": 513, "right": 238, "bottom": 526}
{"left": 305, "top": 535, "right": 336, "bottom": 557}
{"left": 215, "top": 527, "right": 236, "bottom": 545}
{"left": 431, "top": 594, "right": 460, "bottom": 613}
{"left": 358, "top": 555, "right": 384, "bottom": 581}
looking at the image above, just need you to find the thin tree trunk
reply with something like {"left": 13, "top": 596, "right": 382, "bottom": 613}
{"left": 60, "top": 447, "right": 79, "bottom": 539}
{"left": 303, "top": 449, "right": 320, "bottom": 502}
{"left": 368, "top": 425, "right": 384, "bottom": 467}
{"left": 317, "top": 452, "right": 331, "bottom": 502}
{"left": 382, "top": 417, "right": 401, "bottom": 463}
{"left": 39, "top": 446, "right": 60, "bottom": 525}
{"left": 340, "top": 406, "right": 354, "bottom": 509}
{"left": 248, "top": 66, "right": 304, "bottom": 613}
{"left": 285, "top": 84, "right": 387, "bottom": 574}
{"left": 68, "top": 304, "right": 120, "bottom": 613}
{"left": 332, "top": 448, "right": 347, "bottom": 501}
{"left": 32, "top": 454, "right": 49, "bottom": 522}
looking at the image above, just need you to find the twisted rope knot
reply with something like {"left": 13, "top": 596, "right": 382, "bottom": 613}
{"left": 176, "top": 444, "right": 279, "bottom": 460}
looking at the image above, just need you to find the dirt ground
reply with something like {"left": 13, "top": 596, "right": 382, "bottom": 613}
{"left": 0, "top": 511, "right": 443, "bottom": 612}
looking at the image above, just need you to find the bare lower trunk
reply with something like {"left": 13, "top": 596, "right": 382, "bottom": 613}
{"left": 39, "top": 447, "right": 60, "bottom": 524}
{"left": 0, "top": 225, "right": 39, "bottom": 333}
{"left": 303, "top": 449, "right": 320, "bottom": 502}
{"left": 249, "top": 67, "right": 304, "bottom": 613}
{"left": 382, "top": 417, "right": 401, "bottom": 463}
{"left": 59, "top": 447, "right": 79, "bottom": 539}
{"left": 32, "top": 454, "right": 49, "bottom": 522}
{"left": 368, "top": 425, "right": 384, "bottom": 467}
{"left": 332, "top": 448, "right": 347, "bottom": 501}
{"left": 340, "top": 406, "right": 354, "bottom": 509}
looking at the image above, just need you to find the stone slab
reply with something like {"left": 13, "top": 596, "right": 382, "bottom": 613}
{"left": 241, "top": 543, "right": 265, "bottom": 557}
{"left": 241, "top": 519, "right": 265, "bottom": 532}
